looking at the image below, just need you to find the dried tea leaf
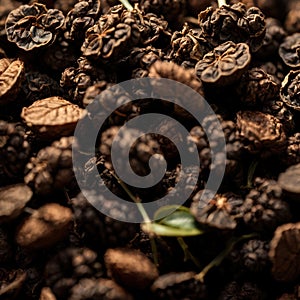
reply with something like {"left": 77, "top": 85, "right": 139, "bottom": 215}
{"left": 269, "top": 223, "right": 300, "bottom": 282}
{"left": 0, "top": 59, "right": 24, "bottom": 105}
{"left": 280, "top": 70, "right": 300, "bottom": 112}
{"left": 0, "top": 184, "right": 33, "bottom": 224}
{"left": 21, "top": 97, "right": 84, "bottom": 139}
{"left": 16, "top": 203, "right": 73, "bottom": 249}
{"left": 5, "top": 3, "right": 65, "bottom": 51}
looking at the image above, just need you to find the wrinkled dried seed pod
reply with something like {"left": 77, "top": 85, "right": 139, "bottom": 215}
{"left": 198, "top": 3, "right": 266, "bottom": 52}
{"left": 280, "top": 70, "right": 300, "bottom": 112}
{"left": 269, "top": 222, "right": 300, "bottom": 282}
{"left": 104, "top": 248, "right": 159, "bottom": 290}
{"left": 236, "top": 68, "right": 279, "bottom": 107}
{"left": 279, "top": 33, "right": 300, "bottom": 68}
{"left": 241, "top": 177, "right": 292, "bottom": 233}
{"left": 65, "top": 0, "right": 101, "bottom": 42}
{"left": 0, "top": 58, "right": 24, "bottom": 105}
{"left": 16, "top": 203, "right": 72, "bottom": 249}
{"left": 195, "top": 42, "right": 251, "bottom": 86}
{"left": 191, "top": 190, "right": 243, "bottom": 230}
{"left": 5, "top": 3, "right": 65, "bottom": 51}
{"left": 45, "top": 246, "right": 103, "bottom": 299}
{"left": 25, "top": 136, "right": 74, "bottom": 195}
{"left": 236, "top": 111, "right": 286, "bottom": 156}
{"left": 0, "top": 184, "right": 32, "bottom": 224}
{"left": 21, "top": 97, "right": 84, "bottom": 140}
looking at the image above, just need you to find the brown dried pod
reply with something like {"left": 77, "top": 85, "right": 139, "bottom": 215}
{"left": 169, "top": 24, "right": 211, "bottom": 64}
{"left": 195, "top": 42, "right": 251, "bottom": 86}
{"left": 60, "top": 57, "right": 108, "bottom": 106}
{"left": 21, "top": 97, "right": 84, "bottom": 139}
{"left": 69, "top": 278, "right": 134, "bottom": 300}
{"left": 45, "top": 247, "right": 103, "bottom": 299}
{"left": 191, "top": 190, "right": 243, "bottom": 230}
{"left": 198, "top": 3, "right": 266, "bottom": 52}
{"left": 81, "top": 5, "right": 141, "bottom": 62}
{"left": 0, "top": 58, "right": 24, "bottom": 106}
{"left": 236, "top": 111, "right": 286, "bottom": 156}
{"left": 151, "top": 272, "right": 207, "bottom": 300}
{"left": 0, "top": 121, "right": 31, "bottom": 181}
{"left": 269, "top": 222, "right": 300, "bottom": 282}
{"left": 236, "top": 68, "right": 279, "bottom": 108}
{"left": 104, "top": 248, "right": 159, "bottom": 290}
{"left": 5, "top": 3, "right": 65, "bottom": 51}
{"left": 278, "top": 163, "right": 300, "bottom": 200}
{"left": 24, "top": 136, "right": 74, "bottom": 195}
{"left": 262, "top": 98, "right": 295, "bottom": 135}
{"left": 16, "top": 203, "right": 72, "bottom": 249}
{"left": 241, "top": 178, "right": 291, "bottom": 233}
{"left": 280, "top": 70, "right": 300, "bottom": 112}
{"left": 65, "top": 0, "right": 101, "bottom": 42}
{"left": 279, "top": 33, "right": 300, "bottom": 68}
{"left": 0, "top": 184, "right": 32, "bottom": 224}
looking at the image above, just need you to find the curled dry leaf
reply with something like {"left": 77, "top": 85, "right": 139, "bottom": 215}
{"left": 279, "top": 33, "right": 300, "bottom": 69}
{"left": 5, "top": 3, "right": 65, "bottom": 51}
{"left": 269, "top": 223, "right": 300, "bottom": 282}
{"left": 21, "top": 97, "right": 84, "bottom": 139}
{"left": 16, "top": 203, "right": 73, "bottom": 249}
{"left": 0, "top": 183, "right": 33, "bottom": 224}
{"left": 280, "top": 70, "right": 300, "bottom": 112}
{"left": 0, "top": 58, "right": 24, "bottom": 105}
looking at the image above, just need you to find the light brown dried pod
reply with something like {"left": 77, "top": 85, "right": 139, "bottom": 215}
{"left": 16, "top": 203, "right": 72, "bottom": 249}
{"left": 21, "top": 97, "right": 84, "bottom": 139}
{"left": 0, "top": 58, "right": 24, "bottom": 105}
{"left": 104, "top": 248, "right": 159, "bottom": 290}
{"left": 269, "top": 222, "right": 300, "bottom": 282}
{"left": 0, "top": 184, "right": 33, "bottom": 224}
{"left": 236, "top": 111, "right": 286, "bottom": 156}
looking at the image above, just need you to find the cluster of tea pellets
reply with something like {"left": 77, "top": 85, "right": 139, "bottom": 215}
{"left": 0, "top": 121, "right": 31, "bottom": 182}
{"left": 45, "top": 247, "right": 103, "bottom": 299}
{"left": 24, "top": 136, "right": 74, "bottom": 195}
{"left": 198, "top": 2, "right": 266, "bottom": 52}
{"left": 241, "top": 178, "right": 292, "bottom": 233}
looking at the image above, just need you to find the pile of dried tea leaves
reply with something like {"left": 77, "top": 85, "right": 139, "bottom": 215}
{"left": 0, "top": 0, "right": 300, "bottom": 299}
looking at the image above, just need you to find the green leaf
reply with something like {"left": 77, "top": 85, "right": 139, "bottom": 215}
{"left": 142, "top": 223, "right": 204, "bottom": 237}
{"left": 154, "top": 205, "right": 190, "bottom": 221}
